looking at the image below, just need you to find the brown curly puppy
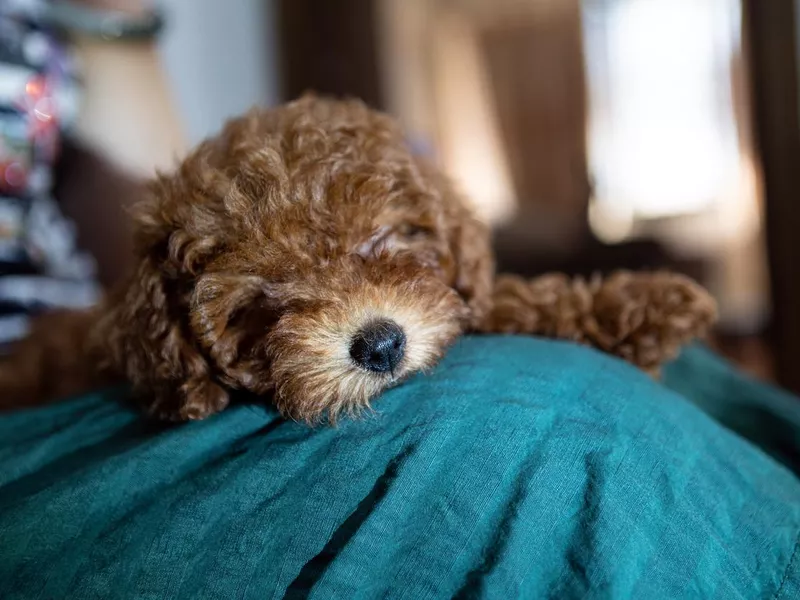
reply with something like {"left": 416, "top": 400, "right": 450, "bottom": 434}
{"left": 0, "top": 96, "right": 717, "bottom": 423}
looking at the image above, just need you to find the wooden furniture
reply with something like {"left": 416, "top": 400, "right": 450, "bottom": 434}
{"left": 744, "top": 0, "right": 800, "bottom": 393}
{"left": 277, "top": 0, "right": 384, "bottom": 109}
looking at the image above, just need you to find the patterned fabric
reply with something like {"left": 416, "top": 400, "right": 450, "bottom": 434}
{"left": 0, "top": 0, "right": 99, "bottom": 347}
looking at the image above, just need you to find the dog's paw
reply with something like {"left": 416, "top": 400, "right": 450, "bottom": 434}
{"left": 590, "top": 271, "right": 718, "bottom": 371}
{"left": 143, "top": 378, "right": 230, "bottom": 422}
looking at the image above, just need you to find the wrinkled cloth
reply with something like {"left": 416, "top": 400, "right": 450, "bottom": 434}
{"left": 0, "top": 336, "right": 798, "bottom": 599}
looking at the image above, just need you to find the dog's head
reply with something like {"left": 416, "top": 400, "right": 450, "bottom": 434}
{"left": 109, "top": 96, "right": 494, "bottom": 423}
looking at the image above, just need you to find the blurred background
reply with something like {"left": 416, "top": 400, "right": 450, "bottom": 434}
{"left": 1, "top": 0, "right": 799, "bottom": 393}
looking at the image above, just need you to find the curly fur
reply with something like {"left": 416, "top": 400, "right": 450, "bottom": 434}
{"left": 0, "top": 96, "right": 717, "bottom": 423}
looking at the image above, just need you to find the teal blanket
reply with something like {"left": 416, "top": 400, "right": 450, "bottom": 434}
{"left": 1, "top": 336, "right": 799, "bottom": 599}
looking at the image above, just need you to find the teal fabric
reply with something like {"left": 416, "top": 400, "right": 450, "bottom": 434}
{"left": 1, "top": 336, "right": 799, "bottom": 599}
{"left": 664, "top": 344, "right": 800, "bottom": 475}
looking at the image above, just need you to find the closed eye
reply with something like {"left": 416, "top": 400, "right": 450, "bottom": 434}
{"left": 354, "top": 223, "right": 435, "bottom": 259}
{"left": 395, "top": 223, "right": 434, "bottom": 240}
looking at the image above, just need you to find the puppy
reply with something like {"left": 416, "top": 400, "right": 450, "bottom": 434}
{"left": 0, "top": 96, "right": 717, "bottom": 423}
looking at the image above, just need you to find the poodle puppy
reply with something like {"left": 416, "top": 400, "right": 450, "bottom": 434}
{"left": 0, "top": 96, "right": 717, "bottom": 423}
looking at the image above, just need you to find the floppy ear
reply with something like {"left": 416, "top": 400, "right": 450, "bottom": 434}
{"left": 99, "top": 169, "right": 230, "bottom": 421}
{"left": 188, "top": 273, "right": 277, "bottom": 396}
{"left": 101, "top": 111, "right": 290, "bottom": 421}
{"left": 101, "top": 258, "right": 228, "bottom": 421}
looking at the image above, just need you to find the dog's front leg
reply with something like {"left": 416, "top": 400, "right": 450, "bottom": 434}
{"left": 475, "top": 272, "right": 717, "bottom": 375}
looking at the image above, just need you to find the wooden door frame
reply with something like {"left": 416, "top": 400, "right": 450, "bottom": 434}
{"left": 744, "top": 0, "right": 800, "bottom": 393}
{"left": 276, "top": 0, "right": 384, "bottom": 109}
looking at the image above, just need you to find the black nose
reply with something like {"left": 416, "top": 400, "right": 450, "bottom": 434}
{"left": 350, "top": 320, "right": 406, "bottom": 373}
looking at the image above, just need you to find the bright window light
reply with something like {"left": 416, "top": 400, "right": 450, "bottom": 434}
{"left": 584, "top": 0, "right": 743, "bottom": 219}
